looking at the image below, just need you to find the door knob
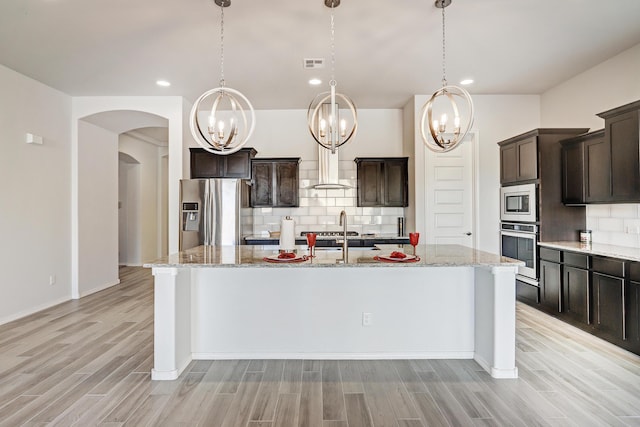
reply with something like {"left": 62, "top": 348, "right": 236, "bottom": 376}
{"left": 465, "top": 232, "right": 472, "bottom": 236}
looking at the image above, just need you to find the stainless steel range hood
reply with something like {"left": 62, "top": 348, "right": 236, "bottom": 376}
{"left": 311, "top": 146, "right": 351, "bottom": 189}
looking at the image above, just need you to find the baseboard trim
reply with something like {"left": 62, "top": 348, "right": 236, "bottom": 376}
{"left": 0, "top": 295, "right": 71, "bottom": 326}
{"left": 192, "top": 351, "right": 475, "bottom": 360}
{"left": 76, "top": 279, "right": 120, "bottom": 299}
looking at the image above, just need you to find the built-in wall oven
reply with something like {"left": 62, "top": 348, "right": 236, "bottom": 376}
{"left": 500, "top": 222, "right": 538, "bottom": 286}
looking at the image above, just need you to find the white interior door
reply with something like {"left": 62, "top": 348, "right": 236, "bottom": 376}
{"left": 424, "top": 134, "right": 476, "bottom": 248}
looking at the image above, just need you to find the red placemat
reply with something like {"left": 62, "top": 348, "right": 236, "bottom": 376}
{"left": 373, "top": 255, "right": 420, "bottom": 263}
{"left": 263, "top": 255, "right": 309, "bottom": 263}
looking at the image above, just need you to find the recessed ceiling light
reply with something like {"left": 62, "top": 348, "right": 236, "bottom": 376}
{"left": 156, "top": 80, "right": 171, "bottom": 87}
{"left": 309, "top": 78, "right": 322, "bottom": 86}
{"left": 460, "top": 79, "right": 474, "bottom": 86}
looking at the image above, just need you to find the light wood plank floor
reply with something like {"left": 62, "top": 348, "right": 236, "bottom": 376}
{"left": 1, "top": 267, "right": 639, "bottom": 426}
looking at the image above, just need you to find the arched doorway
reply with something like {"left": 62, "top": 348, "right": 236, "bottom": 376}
{"left": 74, "top": 109, "right": 169, "bottom": 297}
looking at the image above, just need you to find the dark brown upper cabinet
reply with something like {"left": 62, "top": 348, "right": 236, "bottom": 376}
{"left": 560, "top": 129, "right": 608, "bottom": 205}
{"left": 190, "top": 147, "right": 257, "bottom": 179}
{"left": 250, "top": 158, "right": 300, "bottom": 208}
{"left": 597, "top": 100, "right": 640, "bottom": 202}
{"left": 499, "top": 136, "right": 538, "bottom": 184}
{"left": 354, "top": 157, "right": 408, "bottom": 207}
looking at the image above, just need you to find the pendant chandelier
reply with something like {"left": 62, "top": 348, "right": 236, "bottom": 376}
{"left": 189, "top": 0, "right": 255, "bottom": 155}
{"left": 420, "top": 0, "right": 474, "bottom": 153}
{"left": 307, "top": 0, "right": 358, "bottom": 154}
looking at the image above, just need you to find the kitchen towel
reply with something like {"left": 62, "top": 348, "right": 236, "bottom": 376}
{"left": 279, "top": 216, "right": 296, "bottom": 251}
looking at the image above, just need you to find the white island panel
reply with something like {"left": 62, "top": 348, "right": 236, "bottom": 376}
{"left": 191, "top": 266, "right": 475, "bottom": 358}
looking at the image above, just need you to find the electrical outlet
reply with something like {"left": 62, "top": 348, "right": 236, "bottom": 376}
{"left": 49, "top": 275, "right": 56, "bottom": 285}
{"left": 625, "top": 226, "right": 640, "bottom": 234}
{"left": 362, "top": 312, "right": 373, "bottom": 326}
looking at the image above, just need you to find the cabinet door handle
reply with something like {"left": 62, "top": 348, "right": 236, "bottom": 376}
{"left": 465, "top": 232, "right": 472, "bottom": 236}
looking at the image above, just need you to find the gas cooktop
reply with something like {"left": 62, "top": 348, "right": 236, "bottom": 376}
{"left": 300, "top": 231, "right": 359, "bottom": 237}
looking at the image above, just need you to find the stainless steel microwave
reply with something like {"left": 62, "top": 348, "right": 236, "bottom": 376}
{"left": 500, "top": 183, "right": 537, "bottom": 223}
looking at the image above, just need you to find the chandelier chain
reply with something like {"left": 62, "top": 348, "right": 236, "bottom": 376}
{"left": 330, "top": 6, "right": 336, "bottom": 84}
{"left": 441, "top": 4, "right": 447, "bottom": 87}
{"left": 219, "top": 2, "right": 225, "bottom": 87}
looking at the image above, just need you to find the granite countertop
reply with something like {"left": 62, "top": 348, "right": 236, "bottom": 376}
{"left": 144, "top": 244, "right": 522, "bottom": 268}
{"left": 539, "top": 241, "right": 640, "bottom": 262}
{"left": 244, "top": 234, "right": 409, "bottom": 241}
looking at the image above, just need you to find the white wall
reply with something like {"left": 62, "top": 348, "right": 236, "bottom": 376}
{"left": 119, "top": 133, "right": 165, "bottom": 263}
{"left": 78, "top": 121, "right": 119, "bottom": 296}
{"left": 541, "top": 42, "right": 640, "bottom": 248}
{"left": 0, "top": 65, "right": 72, "bottom": 324}
{"left": 541, "top": 43, "right": 640, "bottom": 130}
{"left": 409, "top": 95, "right": 540, "bottom": 254}
{"left": 187, "top": 109, "right": 405, "bottom": 159}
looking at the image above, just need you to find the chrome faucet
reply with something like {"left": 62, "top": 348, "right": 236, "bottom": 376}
{"left": 338, "top": 210, "right": 348, "bottom": 263}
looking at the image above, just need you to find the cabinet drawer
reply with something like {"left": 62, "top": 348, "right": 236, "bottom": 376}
{"left": 629, "top": 261, "right": 640, "bottom": 282}
{"left": 540, "top": 247, "right": 561, "bottom": 262}
{"left": 516, "top": 280, "right": 539, "bottom": 304}
{"left": 564, "top": 252, "right": 589, "bottom": 269}
{"left": 592, "top": 256, "right": 624, "bottom": 278}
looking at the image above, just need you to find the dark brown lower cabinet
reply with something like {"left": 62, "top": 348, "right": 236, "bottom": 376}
{"left": 562, "top": 266, "right": 590, "bottom": 324}
{"left": 540, "top": 259, "right": 561, "bottom": 313}
{"left": 533, "top": 247, "right": 640, "bottom": 356}
{"left": 628, "top": 280, "right": 640, "bottom": 353}
{"left": 627, "top": 262, "right": 640, "bottom": 354}
{"left": 593, "top": 272, "right": 625, "bottom": 341}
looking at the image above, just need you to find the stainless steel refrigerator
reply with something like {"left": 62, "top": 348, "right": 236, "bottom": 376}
{"left": 179, "top": 178, "right": 245, "bottom": 250}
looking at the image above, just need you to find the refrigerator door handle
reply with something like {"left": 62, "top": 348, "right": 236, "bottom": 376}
{"left": 203, "top": 181, "right": 211, "bottom": 246}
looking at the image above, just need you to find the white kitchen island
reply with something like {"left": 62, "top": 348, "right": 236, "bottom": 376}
{"left": 144, "top": 244, "right": 522, "bottom": 380}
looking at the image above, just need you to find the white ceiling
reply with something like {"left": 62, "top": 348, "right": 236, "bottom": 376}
{"left": 1, "top": 0, "right": 639, "bottom": 110}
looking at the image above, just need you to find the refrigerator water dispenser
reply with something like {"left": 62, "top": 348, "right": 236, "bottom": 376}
{"left": 182, "top": 203, "right": 200, "bottom": 231}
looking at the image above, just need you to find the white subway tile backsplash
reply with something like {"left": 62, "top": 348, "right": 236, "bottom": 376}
{"left": 308, "top": 207, "right": 325, "bottom": 215}
{"left": 327, "top": 189, "right": 345, "bottom": 197}
{"left": 610, "top": 204, "right": 639, "bottom": 218}
{"left": 585, "top": 203, "right": 640, "bottom": 248}
{"left": 587, "top": 205, "right": 611, "bottom": 217}
{"left": 598, "top": 218, "right": 624, "bottom": 232}
{"left": 299, "top": 216, "right": 318, "bottom": 225}
{"left": 608, "top": 232, "right": 639, "bottom": 248}
{"left": 337, "top": 198, "right": 355, "bottom": 207}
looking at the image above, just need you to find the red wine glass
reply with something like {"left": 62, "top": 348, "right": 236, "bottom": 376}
{"left": 409, "top": 232, "right": 420, "bottom": 255}
{"left": 306, "top": 233, "right": 317, "bottom": 257}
